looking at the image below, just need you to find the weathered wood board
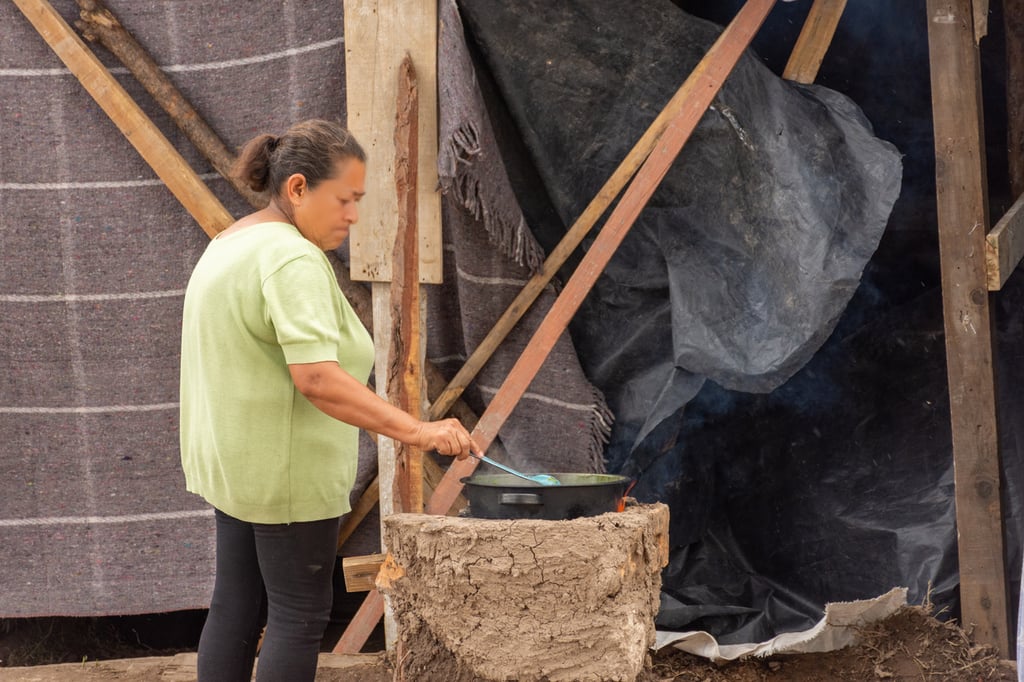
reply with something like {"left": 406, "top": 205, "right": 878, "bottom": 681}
{"left": 343, "top": 0, "right": 442, "bottom": 283}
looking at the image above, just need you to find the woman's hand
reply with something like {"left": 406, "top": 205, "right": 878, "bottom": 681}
{"left": 414, "top": 418, "right": 479, "bottom": 460}
{"left": 288, "top": 361, "right": 481, "bottom": 459}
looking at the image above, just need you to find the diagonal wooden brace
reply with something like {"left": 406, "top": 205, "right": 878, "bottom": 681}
{"left": 782, "top": 0, "right": 847, "bottom": 84}
{"left": 333, "top": 0, "right": 777, "bottom": 654}
{"left": 12, "top": 0, "right": 232, "bottom": 237}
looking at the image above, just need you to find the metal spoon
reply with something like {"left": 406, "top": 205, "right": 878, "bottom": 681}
{"left": 470, "top": 452, "right": 561, "bottom": 486}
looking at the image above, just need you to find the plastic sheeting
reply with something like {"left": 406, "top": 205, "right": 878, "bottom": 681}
{"left": 657, "top": 588, "right": 908, "bottom": 661}
{"left": 457, "top": 0, "right": 901, "bottom": 463}
{"left": 453, "top": 0, "right": 1024, "bottom": 644}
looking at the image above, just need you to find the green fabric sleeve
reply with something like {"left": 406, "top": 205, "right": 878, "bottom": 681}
{"left": 262, "top": 255, "right": 343, "bottom": 365}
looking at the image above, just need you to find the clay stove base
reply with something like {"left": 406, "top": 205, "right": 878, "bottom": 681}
{"left": 377, "top": 502, "right": 670, "bottom": 682}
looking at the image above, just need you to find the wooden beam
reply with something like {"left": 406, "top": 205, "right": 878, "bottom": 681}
{"left": 332, "top": 0, "right": 778, "bottom": 653}
{"left": 782, "top": 0, "right": 847, "bottom": 84}
{"left": 12, "top": 0, "right": 232, "bottom": 237}
{"left": 1007, "top": 0, "right": 1024, "bottom": 198}
{"left": 64, "top": 2, "right": 377, "bottom": 310}
{"left": 333, "top": 588, "right": 386, "bottom": 654}
{"left": 344, "top": 0, "right": 440, "bottom": 650}
{"left": 388, "top": 56, "right": 424, "bottom": 513}
{"left": 985, "top": 193, "right": 1024, "bottom": 290}
{"left": 926, "top": 0, "right": 1008, "bottom": 657}
{"left": 344, "top": 0, "right": 441, "bottom": 284}
{"left": 367, "top": 285, "right": 399, "bottom": 648}
{"left": 337, "top": 478, "right": 380, "bottom": 551}
{"left": 342, "top": 554, "right": 387, "bottom": 592}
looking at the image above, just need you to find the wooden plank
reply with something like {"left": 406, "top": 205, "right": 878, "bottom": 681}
{"left": 337, "top": 478, "right": 380, "bottom": 551}
{"left": 1007, "top": 0, "right": 1024, "bottom": 198}
{"left": 342, "top": 554, "right": 387, "bottom": 592}
{"left": 332, "top": 0, "right": 778, "bottom": 653}
{"left": 333, "top": 588, "right": 386, "bottom": 654}
{"left": 782, "top": 0, "right": 847, "bottom": 84}
{"left": 343, "top": 0, "right": 441, "bottom": 283}
{"left": 985, "top": 193, "right": 1024, "bottom": 290}
{"left": 368, "top": 281, "right": 399, "bottom": 648}
{"left": 926, "top": 0, "right": 1008, "bottom": 657}
{"left": 388, "top": 56, "right": 424, "bottom": 513}
{"left": 12, "top": 0, "right": 233, "bottom": 238}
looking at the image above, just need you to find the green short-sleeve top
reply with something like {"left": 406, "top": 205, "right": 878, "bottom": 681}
{"left": 179, "top": 222, "right": 374, "bottom": 523}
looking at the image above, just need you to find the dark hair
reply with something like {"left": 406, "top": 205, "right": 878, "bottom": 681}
{"left": 232, "top": 119, "right": 366, "bottom": 196}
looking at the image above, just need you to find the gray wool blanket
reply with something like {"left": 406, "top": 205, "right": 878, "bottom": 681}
{"left": 0, "top": 0, "right": 610, "bottom": 617}
{"left": 429, "top": 0, "right": 611, "bottom": 477}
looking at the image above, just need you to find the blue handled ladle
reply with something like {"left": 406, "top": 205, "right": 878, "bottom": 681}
{"left": 470, "top": 452, "right": 561, "bottom": 486}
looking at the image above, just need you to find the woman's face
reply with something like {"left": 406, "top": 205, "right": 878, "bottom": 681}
{"left": 293, "top": 158, "right": 366, "bottom": 251}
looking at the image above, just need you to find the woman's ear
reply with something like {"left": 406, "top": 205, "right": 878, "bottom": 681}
{"left": 284, "top": 173, "right": 308, "bottom": 206}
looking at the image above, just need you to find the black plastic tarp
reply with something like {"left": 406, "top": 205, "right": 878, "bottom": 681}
{"left": 455, "top": 0, "right": 1024, "bottom": 644}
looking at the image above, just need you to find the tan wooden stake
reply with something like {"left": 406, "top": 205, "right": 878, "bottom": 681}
{"left": 333, "top": 0, "right": 778, "bottom": 653}
{"left": 782, "top": 0, "right": 847, "bottom": 84}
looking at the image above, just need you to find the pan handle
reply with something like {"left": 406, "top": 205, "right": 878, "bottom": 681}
{"left": 500, "top": 493, "right": 543, "bottom": 506}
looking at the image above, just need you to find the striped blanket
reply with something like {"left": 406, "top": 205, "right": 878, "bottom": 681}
{"left": 0, "top": 0, "right": 609, "bottom": 617}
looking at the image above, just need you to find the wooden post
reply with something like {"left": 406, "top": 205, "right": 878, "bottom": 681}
{"left": 1007, "top": 0, "right": 1024, "bottom": 199}
{"left": 12, "top": 0, "right": 233, "bottom": 236}
{"left": 782, "top": 0, "right": 847, "bottom": 84}
{"left": 926, "top": 0, "right": 1008, "bottom": 657}
{"left": 343, "top": 0, "right": 440, "bottom": 650}
{"left": 332, "top": 0, "right": 777, "bottom": 653}
{"left": 388, "top": 56, "right": 424, "bottom": 514}
{"left": 344, "top": 0, "right": 441, "bottom": 284}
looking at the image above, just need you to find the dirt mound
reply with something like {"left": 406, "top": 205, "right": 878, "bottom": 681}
{"left": 642, "top": 605, "right": 1016, "bottom": 681}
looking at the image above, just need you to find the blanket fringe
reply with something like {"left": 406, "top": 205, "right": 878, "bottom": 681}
{"left": 440, "top": 121, "right": 545, "bottom": 273}
{"left": 585, "top": 386, "right": 615, "bottom": 473}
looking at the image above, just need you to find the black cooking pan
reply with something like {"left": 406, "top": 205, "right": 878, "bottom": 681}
{"left": 460, "top": 473, "right": 633, "bottom": 520}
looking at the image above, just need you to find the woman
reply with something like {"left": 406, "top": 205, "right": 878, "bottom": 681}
{"left": 179, "top": 119, "right": 478, "bottom": 681}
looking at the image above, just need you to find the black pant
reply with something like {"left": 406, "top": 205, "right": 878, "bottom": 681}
{"left": 197, "top": 509, "right": 341, "bottom": 682}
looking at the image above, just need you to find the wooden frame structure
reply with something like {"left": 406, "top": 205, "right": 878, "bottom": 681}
{"left": 13, "top": 0, "right": 1024, "bottom": 662}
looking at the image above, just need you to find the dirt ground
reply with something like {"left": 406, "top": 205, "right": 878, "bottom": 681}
{"left": 0, "top": 605, "right": 1017, "bottom": 681}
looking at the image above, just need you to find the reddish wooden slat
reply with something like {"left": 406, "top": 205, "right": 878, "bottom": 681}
{"left": 332, "top": 0, "right": 777, "bottom": 653}
{"left": 389, "top": 56, "right": 424, "bottom": 513}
